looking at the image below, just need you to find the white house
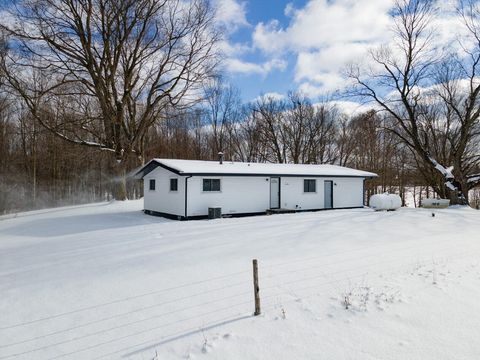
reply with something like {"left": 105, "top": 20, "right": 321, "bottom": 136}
{"left": 135, "top": 158, "right": 377, "bottom": 220}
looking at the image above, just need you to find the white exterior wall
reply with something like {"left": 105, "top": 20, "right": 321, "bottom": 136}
{"left": 185, "top": 176, "right": 365, "bottom": 217}
{"left": 143, "top": 167, "right": 185, "bottom": 217}
{"left": 332, "top": 178, "right": 365, "bottom": 208}
{"left": 143, "top": 170, "right": 366, "bottom": 218}
{"left": 280, "top": 177, "right": 364, "bottom": 210}
{"left": 281, "top": 177, "right": 323, "bottom": 210}
{"left": 186, "top": 176, "right": 270, "bottom": 217}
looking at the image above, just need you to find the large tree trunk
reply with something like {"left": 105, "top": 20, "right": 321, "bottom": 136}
{"left": 447, "top": 189, "right": 461, "bottom": 205}
{"left": 446, "top": 182, "right": 469, "bottom": 206}
{"left": 112, "top": 159, "right": 128, "bottom": 201}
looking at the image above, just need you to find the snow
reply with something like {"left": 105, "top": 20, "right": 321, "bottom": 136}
{"left": 1, "top": 201, "right": 480, "bottom": 359}
{"left": 445, "top": 181, "right": 456, "bottom": 191}
{"left": 428, "top": 157, "right": 458, "bottom": 191}
{"left": 467, "top": 174, "right": 480, "bottom": 184}
{"left": 139, "top": 159, "right": 378, "bottom": 178}
{"left": 428, "top": 157, "right": 454, "bottom": 179}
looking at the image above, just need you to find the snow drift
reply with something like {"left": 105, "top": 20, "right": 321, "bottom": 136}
{"left": 1, "top": 200, "right": 480, "bottom": 360}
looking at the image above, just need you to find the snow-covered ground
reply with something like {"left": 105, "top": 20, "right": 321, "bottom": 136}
{"left": 1, "top": 200, "right": 480, "bottom": 359}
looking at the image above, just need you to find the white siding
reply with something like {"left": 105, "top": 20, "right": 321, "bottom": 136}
{"left": 281, "top": 177, "right": 364, "bottom": 210}
{"left": 186, "top": 176, "right": 270, "bottom": 217}
{"left": 332, "top": 178, "right": 365, "bottom": 208}
{"left": 143, "top": 166, "right": 185, "bottom": 217}
{"left": 281, "top": 177, "right": 323, "bottom": 210}
{"left": 143, "top": 170, "right": 366, "bottom": 218}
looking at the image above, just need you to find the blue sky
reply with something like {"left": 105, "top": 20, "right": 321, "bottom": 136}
{"left": 215, "top": 0, "right": 396, "bottom": 103}
{"left": 1, "top": 0, "right": 466, "bottom": 112}
{"left": 218, "top": 0, "right": 310, "bottom": 101}
{"left": 216, "top": 0, "right": 464, "bottom": 107}
{"left": 223, "top": 0, "right": 308, "bottom": 101}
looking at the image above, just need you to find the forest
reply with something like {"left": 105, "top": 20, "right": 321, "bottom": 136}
{"left": 1, "top": 0, "right": 480, "bottom": 214}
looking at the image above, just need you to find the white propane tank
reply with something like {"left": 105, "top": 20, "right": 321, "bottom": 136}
{"left": 369, "top": 193, "right": 402, "bottom": 211}
{"left": 420, "top": 198, "right": 450, "bottom": 208}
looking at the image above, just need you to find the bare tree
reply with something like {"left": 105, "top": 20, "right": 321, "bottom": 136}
{"left": 283, "top": 93, "right": 310, "bottom": 164}
{"left": 203, "top": 78, "right": 241, "bottom": 159}
{"left": 349, "top": 0, "right": 480, "bottom": 204}
{"left": 305, "top": 103, "right": 338, "bottom": 164}
{"left": 252, "top": 96, "right": 288, "bottom": 163}
{"left": 226, "top": 104, "right": 263, "bottom": 162}
{"left": 335, "top": 115, "right": 356, "bottom": 167}
{"left": 245, "top": 94, "right": 341, "bottom": 164}
{"left": 1, "top": 0, "right": 220, "bottom": 199}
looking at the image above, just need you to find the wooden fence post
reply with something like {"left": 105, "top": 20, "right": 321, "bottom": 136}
{"left": 252, "top": 259, "right": 261, "bottom": 316}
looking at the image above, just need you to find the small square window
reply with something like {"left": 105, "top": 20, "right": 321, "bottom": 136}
{"left": 203, "top": 179, "right": 221, "bottom": 191}
{"left": 304, "top": 179, "right": 316, "bottom": 193}
{"left": 149, "top": 179, "right": 156, "bottom": 191}
{"left": 170, "top": 178, "right": 178, "bottom": 191}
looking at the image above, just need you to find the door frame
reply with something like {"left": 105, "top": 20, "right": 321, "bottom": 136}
{"left": 270, "top": 177, "right": 281, "bottom": 209}
{"left": 324, "top": 180, "right": 333, "bottom": 209}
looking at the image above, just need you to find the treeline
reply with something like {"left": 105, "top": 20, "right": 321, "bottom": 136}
{"left": 0, "top": 82, "right": 421, "bottom": 214}
{"left": 0, "top": 100, "right": 113, "bottom": 212}
{"left": 2, "top": 80, "right": 480, "bottom": 214}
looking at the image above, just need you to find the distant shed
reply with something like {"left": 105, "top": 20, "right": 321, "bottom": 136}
{"left": 135, "top": 158, "right": 377, "bottom": 220}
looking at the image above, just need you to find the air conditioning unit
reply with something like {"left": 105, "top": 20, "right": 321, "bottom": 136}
{"left": 208, "top": 207, "right": 222, "bottom": 219}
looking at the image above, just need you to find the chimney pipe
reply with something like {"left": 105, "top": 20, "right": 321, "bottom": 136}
{"left": 218, "top": 151, "right": 224, "bottom": 165}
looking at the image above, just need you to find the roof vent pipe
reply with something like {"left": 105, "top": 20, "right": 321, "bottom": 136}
{"left": 218, "top": 152, "right": 224, "bottom": 165}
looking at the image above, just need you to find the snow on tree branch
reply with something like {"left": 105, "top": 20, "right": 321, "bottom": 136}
{"left": 467, "top": 174, "right": 480, "bottom": 185}
{"left": 428, "top": 156, "right": 458, "bottom": 191}
{"left": 428, "top": 156, "right": 454, "bottom": 179}
{"left": 445, "top": 181, "right": 457, "bottom": 191}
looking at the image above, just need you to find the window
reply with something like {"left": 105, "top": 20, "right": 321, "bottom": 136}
{"left": 304, "top": 179, "right": 316, "bottom": 193}
{"left": 149, "top": 179, "right": 156, "bottom": 191}
{"left": 170, "top": 178, "right": 178, "bottom": 191}
{"left": 203, "top": 179, "right": 221, "bottom": 192}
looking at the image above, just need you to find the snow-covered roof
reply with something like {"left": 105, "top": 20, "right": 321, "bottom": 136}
{"left": 136, "top": 158, "right": 378, "bottom": 178}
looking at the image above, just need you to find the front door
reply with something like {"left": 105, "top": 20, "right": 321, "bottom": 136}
{"left": 270, "top": 177, "right": 280, "bottom": 209}
{"left": 324, "top": 180, "right": 333, "bottom": 209}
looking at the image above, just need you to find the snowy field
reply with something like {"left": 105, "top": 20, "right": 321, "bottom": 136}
{"left": 1, "top": 200, "right": 480, "bottom": 359}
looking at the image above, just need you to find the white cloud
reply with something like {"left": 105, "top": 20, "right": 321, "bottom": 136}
{"left": 224, "top": 58, "right": 287, "bottom": 76}
{"left": 294, "top": 42, "right": 371, "bottom": 92}
{"left": 214, "top": 0, "right": 288, "bottom": 77}
{"left": 327, "top": 100, "right": 378, "bottom": 116}
{"left": 284, "top": 3, "right": 295, "bottom": 17}
{"left": 214, "top": 0, "right": 287, "bottom": 77}
{"left": 249, "top": 0, "right": 470, "bottom": 98}
{"left": 252, "top": 20, "right": 287, "bottom": 54}
{"left": 218, "top": 40, "right": 251, "bottom": 57}
{"left": 298, "top": 80, "right": 338, "bottom": 98}
{"left": 217, "top": 0, "right": 473, "bottom": 98}
{"left": 214, "top": 0, "right": 249, "bottom": 32}
{"left": 250, "top": 0, "right": 397, "bottom": 96}
{"left": 253, "top": 0, "right": 394, "bottom": 54}
{"left": 253, "top": 92, "right": 287, "bottom": 103}
{"left": 0, "top": 10, "right": 16, "bottom": 28}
